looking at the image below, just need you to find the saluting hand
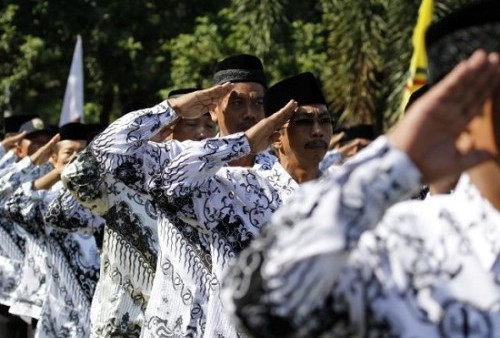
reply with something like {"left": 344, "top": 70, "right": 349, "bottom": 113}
{"left": 245, "top": 100, "right": 298, "bottom": 154}
{"left": 30, "top": 133, "right": 61, "bottom": 165}
{"left": 388, "top": 50, "right": 500, "bottom": 184}
{"left": 0, "top": 131, "right": 27, "bottom": 150}
{"left": 168, "top": 82, "right": 234, "bottom": 120}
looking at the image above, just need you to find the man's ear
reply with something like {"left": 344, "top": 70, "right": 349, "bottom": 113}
{"left": 271, "top": 131, "right": 282, "bottom": 153}
{"left": 209, "top": 110, "right": 218, "bottom": 123}
{"left": 49, "top": 153, "right": 58, "bottom": 166}
{"left": 13, "top": 142, "right": 23, "bottom": 157}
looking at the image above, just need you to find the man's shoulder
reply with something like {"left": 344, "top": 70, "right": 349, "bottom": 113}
{"left": 379, "top": 193, "right": 460, "bottom": 237}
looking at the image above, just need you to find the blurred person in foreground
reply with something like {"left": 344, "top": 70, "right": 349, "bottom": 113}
{"left": 222, "top": 1, "right": 500, "bottom": 337}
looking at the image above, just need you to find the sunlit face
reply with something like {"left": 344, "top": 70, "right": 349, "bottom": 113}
{"left": 52, "top": 139, "right": 87, "bottom": 170}
{"left": 277, "top": 104, "right": 333, "bottom": 165}
{"left": 213, "top": 82, "right": 265, "bottom": 136}
{"left": 16, "top": 133, "right": 53, "bottom": 158}
{"left": 171, "top": 113, "right": 217, "bottom": 141}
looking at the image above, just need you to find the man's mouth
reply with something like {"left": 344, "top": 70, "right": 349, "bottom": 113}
{"left": 305, "top": 140, "right": 328, "bottom": 149}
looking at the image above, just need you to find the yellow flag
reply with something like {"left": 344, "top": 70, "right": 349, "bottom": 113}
{"left": 400, "top": 0, "right": 433, "bottom": 117}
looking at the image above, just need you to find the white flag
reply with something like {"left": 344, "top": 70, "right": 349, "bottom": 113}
{"left": 59, "top": 35, "right": 84, "bottom": 126}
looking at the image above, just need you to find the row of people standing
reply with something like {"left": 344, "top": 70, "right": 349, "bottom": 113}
{"left": 61, "top": 54, "right": 339, "bottom": 337}
{"left": 0, "top": 118, "right": 103, "bottom": 337}
{"left": 0, "top": 52, "right": 348, "bottom": 336}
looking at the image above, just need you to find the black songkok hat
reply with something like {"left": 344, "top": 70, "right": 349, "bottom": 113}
{"left": 212, "top": 54, "right": 267, "bottom": 88}
{"left": 167, "top": 87, "right": 199, "bottom": 99}
{"left": 264, "top": 72, "right": 327, "bottom": 117}
{"left": 425, "top": 0, "right": 500, "bottom": 83}
{"left": 85, "top": 123, "right": 106, "bottom": 144}
{"left": 3, "top": 114, "right": 39, "bottom": 134}
{"left": 344, "top": 124, "right": 376, "bottom": 142}
{"left": 59, "top": 122, "right": 88, "bottom": 141}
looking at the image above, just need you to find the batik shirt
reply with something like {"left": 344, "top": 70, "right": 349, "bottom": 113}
{"left": 6, "top": 181, "right": 103, "bottom": 337}
{"left": 62, "top": 103, "right": 179, "bottom": 337}
{"left": 319, "top": 149, "right": 342, "bottom": 173}
{"left": 75, "top": 101, "right": 298, "bottom": 337}
{"left": 0, "top": 147, "right": 17, "bottom": 172}
{"left": 72, "top": 102, "right": 214, "bottom": 337}
{"left": 0, "top": 148, "right": 20, "bottom": 305}
{"left": 222, "top": 136, "right": 500, "bottom": 338}
{"left": 0, "top": 157, "right": 52, "bottom": 316}
{"left": 145, "top": 122, "right": 298, "bottom": 336}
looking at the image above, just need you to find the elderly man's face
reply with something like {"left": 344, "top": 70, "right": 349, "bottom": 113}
{"left": 213, "top": 82, "right": 265, "bottom": 136}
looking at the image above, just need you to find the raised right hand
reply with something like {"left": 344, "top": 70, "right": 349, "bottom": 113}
{"left": 0, "top": 131, "right": 27, "bottom": 150}
{"left": 245, "top": 100, "right": 298, "bottom": 154}
{"left": 168, "top": 82, "right": 234, "bottom": 120}
{"left": 30, "top": 133, "right": 61, "bottom": 165}
{"left": 388, "top": 50, "right": 500, "bottom": 184}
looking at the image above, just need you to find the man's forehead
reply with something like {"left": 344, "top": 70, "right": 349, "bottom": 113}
{"left": 228, "top": 83, "right": 265, "bottom": 96}
{"left": 294, "top": 104, "right": 329, "bottom": 115}
{"left": 228, "top": 90, "right": 264, "bottom": 99}
{"left": 58, "top": 139, "right": 87, "bottom": 148}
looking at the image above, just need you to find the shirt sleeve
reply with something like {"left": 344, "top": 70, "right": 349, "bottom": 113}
{"left": 0, "top": 150, "right": 17, "bottom": 173}
{"left": 149, "top": 132, "right": 251, "bottom": 198}
{"left": 0, "top": 157, "right": 40, "bottom": 206}
{"left": 44, "top": 186, "right": 105, "bottom": 235}
{"left": 319, "top": 149, "right": 342, "bottom": 172}
{"left": 90, "top": 101, "right": 180, "bottom": 193}
{"left": 221, "top": 136, "right": 422, "bottom": 337}
{"left": 62, "top": 101, "right": 179, "bottom": 214}
{"left": 61, "top": 147, "right": 110, "bottom": 216}
{"left": 3, "top": 181, "right": 61, "bottom": 237}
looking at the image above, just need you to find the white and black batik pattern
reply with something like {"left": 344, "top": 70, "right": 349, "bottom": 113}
{"left": 222, "top": 137, "right": 500, "bottom": 338}
{"left": 5, "top": 181, "right": 103, "bottom": 337}
{"left": 0, "top": 158, "right": 52, "bottom": 317}
{"left": 64, "top": 102, "right": 221, "bottom": 338}
{"left": 62, "top": 102, "right": 179, "bottom": 337}
{"left": 0, "top": 149, "right": 17, "bottom": 173}
{"left": 17, "top": 185, "right": 103, "bottom": 338}
{"left": 63, "top": 149, "right": 154, "bottom": 337}
{"left": 144, "top": 130, "right": 298, "bottom": 338}
{"left": 0, "top": 149, "right": 24, "bottom": 305}
{"left": 223, "top": 138, "right": 446, "bottom": 337}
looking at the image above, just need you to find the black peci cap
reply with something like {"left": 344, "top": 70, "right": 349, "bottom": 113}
{"left": 59, "top": 122, "right": 88, "bottom": 141}
{"left": 264, "top": 72, "right": 327, "bottom": 117}
{"left": 425, "top": 0, "right": 500, "bottom": 83}
{"left": 212, "top": 54, "right": 267, "bottom": 88}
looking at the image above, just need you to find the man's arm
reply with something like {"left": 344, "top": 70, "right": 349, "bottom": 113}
{"left": 151, "top": 99, "right": 298, "bottom": 197}
{"left": 0, "top": 133, "right": 58, "bottom": 204}
{"left": 222, "top": 50, "right": 500, "bottom": 337}
{"left": 44, "top": 186, "right": 105, "bottom": 235}
{"left": 3, "top": 181, "right": 63, "bottom": 237}
{"left": 63, "top": 84, "right": 234, "bottom": 202}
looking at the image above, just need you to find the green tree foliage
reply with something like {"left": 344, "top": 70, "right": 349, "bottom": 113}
{"left": 0, "top": 0, "right": 225, "bottom": 126}
{"left": 0, "top": 0, "right": 473, "bottom": 131}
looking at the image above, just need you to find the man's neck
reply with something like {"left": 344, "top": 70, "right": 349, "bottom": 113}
{"left": 468, "top": 160, "right": 500, "bottom": 210}
{"left": 280, "top": 157, "right": 320, "bottom": 184}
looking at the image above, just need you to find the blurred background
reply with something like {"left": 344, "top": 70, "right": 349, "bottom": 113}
{"left": 0, "top": 0, "right": 472, "bottom": 133}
